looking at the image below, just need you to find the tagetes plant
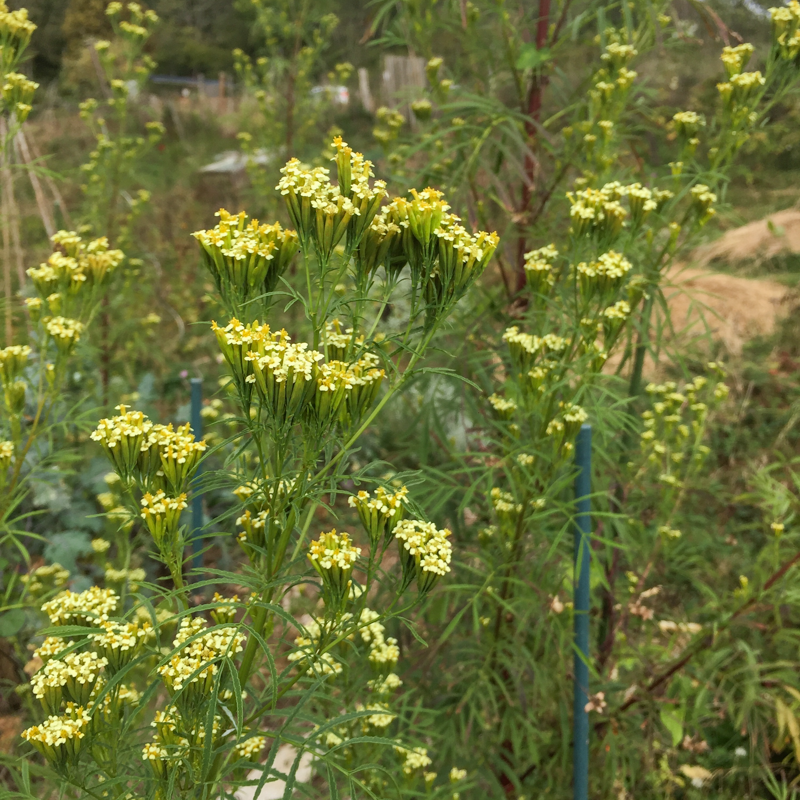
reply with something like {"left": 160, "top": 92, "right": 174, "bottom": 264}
{"left": 17, "top": 138, "right": 489, "bottom": 798}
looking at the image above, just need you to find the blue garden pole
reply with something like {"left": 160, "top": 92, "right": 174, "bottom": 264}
{"left": 190, "top": 378, "right": 204, "bottom": 574}
{"left": 573, "top": 424, "right": 592, "bottom": 800}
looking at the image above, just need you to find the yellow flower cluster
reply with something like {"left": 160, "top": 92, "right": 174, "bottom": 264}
{"left": 602, "top": 299, "right": 632, "bottom": 342}
{"left": 41, "top": 586, "right": 119, "bottom": 626}
{"left": 503, "top": 326, "right": 567, "bottom": 373}
{"left": 394, "top": 519, "right": 452, "bottom": 593}
{"left": 210, "top": 592, "right": 239, "bottom": 625}
{"left": 720, "top": 43, "right": 754, "bottom": 77}
{"left": 140, "top": 491, "right": 188, "bottom": 549}
{"left": 33, "top": 636, "right": 68, "bottom": 663}
{"left": 103, "top": 567, "right": 145, "bottom": 594}
{"left": 491, "top": 487, "right": 523, "bottom": 524}
{"left": 323, "top": 318, "right": 362, "bottom": 361}
{"left": 576, "top": 249, "right": 632, "bottom": 297}
{"left": 770, "top": 1, "right": 800, "bottom": 61}
{"left": 717, "top": 68, "right": 765, "bottom": 108}
{"left": 288, "top": 616, "right": 342, "bottom": 676}
{"left": 314, "top": 352, "right": 385, "bottom": 425}
{"left": 0, "top": 2, "right": 36, "bottom": 75}
{"left": 589, "top": 41, "right": 638, "bottom": 119}
{"left": 234, "top": 735, "right": 267, "bottom": 761}
{"left": 232, "top": 477, "right": 294, "bottom": 557}
{"left": 89, "top": 619, "right": 149, "bottom": 672}
{"left": 308, "top": 529, "right": 362, "bottom": 608}
{"left": 0, "top": 439, "right": 12, "bottom": 474}
{"left": 638, "top": 369, "right": 727, "bottom": 482}
{"left": 31, "top": 651, "right": 107, "bottom": 711}
{"left": 2, "top": 71, "right": 37, "bottom": 121}
{"left": 0, "top": 344, "right": 29, "bottom": 385}
{"left": 21, "top": 562, "right": 69, "bottom": 597}
{"left": 274, "top": 137, "right": 498, "bottom": 308}
{"left": 330, "top": 135, "right": 387, "bottom": 244}
{"left": 561, "top": 402, "right": 589, "bottom": 437}
{"left": 356, "top": 210, "right": 402, "bottom": 277}
{"left": 278, "top": 139, "right": 386, "bottom": 262}
{"left": 382, "top": 190, "right": 499, "bottom": 306}
{"left": 27, "top": 231, "right": 124, "bottom": 299}
{"left": 107, "top": 0, "right": 158, "bottom": 42}
{"left": 348, "top": 485, "right": 409, "bottom": 547}
{"left": 690, "top": 184, "right": 717, "bottom": 225}
{"left": 357, "top": 608, "right": 400, "bottom": 672}
{"left": 356, "top": 701, "right": 395, "bottom": 731}
{"left": 427, "top": 213, "right": 499, "bottom": 307}
{"left": 90, "top": 404, "right": 206, "bottom": 491}
{"left": 192, "top": 209, "right": 299, "bottom": 310}
{"left": 368, "top": 672, "right": 403, "bottom": 695}
{"left": 44, "top": 316, "right": 85, "bottom": 355}
{"left": 235, "top": 508, "right": 269, "bottom": 549}
{"left": 157, "top": 617, "right": 246, "bottom": 704}
{"left": 142, "top": 741, "right": 170, "bottom": 778}
{"left": 523, "top": 244, "right": 558, "bottom": 295}
{"left": 213, "top": 319, "right": 385, "bottom": 430}
{"left": 673, "top": 110, "right": 705, "bottom": 143}
{"left": 567, "top": 184, "right": 627, "bottom": 239}
{"left": 21, "top": 706, "right": 90, "bottom": 768}
{"left": 246, "top": 326, "right": 320, "bottom": 422}
{"left": 625, "top": 183, "right": 662, "bottom": 226}
{"left": 369, "top": 637, "right": 399, "bottom": 668}
{"left": 396, "top": 745, "right": 433, "bottom": 775}
{"left": 568, "top": 181, "right": 661, "bottom": 240}
{"left": 600, "top": 42, "right": 638, "bottom": 68}
{"left": 488, "top": 393, "right": 517, "bottom": 419}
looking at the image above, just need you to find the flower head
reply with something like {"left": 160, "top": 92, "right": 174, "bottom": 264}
{"left": 348, "top": 485, "right": 409, "bottom": 547}
{"left": 21, "top": 707, "right": 91, "bottom": 767}
{"left": 394, "top": 519, "right": 452, "bottom": 593}
{"left": 41, "top": 586, "right": 118, "bottom": 626}
{"left": 308, "top": 529, "right": 361, "bottom": 611}
{"left": 193, "top": 209, "right": 298, "bottom": 313}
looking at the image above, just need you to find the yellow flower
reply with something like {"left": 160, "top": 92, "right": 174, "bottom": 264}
{"left": 0, "top": 344, "right": 30, "bottom": 385}
{"left": 720, "top": 43, "right": 754, "bottom": 77}
{"left": 348, "top": 485, "right": 409, "bottom": 547}
{"left": 308, "top": 529, "right": 361, "bottom": 610}
{"left": 394, "top": 519, "right": 452, "bottom": 593}
{"left": 21, "top": 706, "right": 91, "bottom": 767}
{"left": 234, "top": 735, "right": 266, "bottom": 761}
{"left": 488, "top": 394, "right": 517, "bottom": 420}
{"left": 140, "top": 490, "right": 188, "bottom": 549}
{"left": 193, "top": 209, "right": 299, "bottom": 310}
{"left": 41, "top": 586, "right": 119, "bottom": 626}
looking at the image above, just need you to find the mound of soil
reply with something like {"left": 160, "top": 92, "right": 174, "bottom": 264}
{"left": 662, "top": 265, "right": 789, "bottom": 356}
{"left": 696, "top": 208, "right": 800, "bottom": 266}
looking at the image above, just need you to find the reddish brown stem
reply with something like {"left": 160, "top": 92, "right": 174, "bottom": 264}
{"left": 617, "top": 548, "right": 800, "bottom": 713}
{"left": 515, "top": 0, "right": 552, "bottom": 292}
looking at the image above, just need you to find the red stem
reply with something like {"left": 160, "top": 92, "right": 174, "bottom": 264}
{"left": 515, "top": 0, "right": 552, "bottom": 292}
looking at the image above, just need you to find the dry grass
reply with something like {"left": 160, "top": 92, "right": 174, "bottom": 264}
{"left": 696, "top": 208, "right": 800, "bottom": 267}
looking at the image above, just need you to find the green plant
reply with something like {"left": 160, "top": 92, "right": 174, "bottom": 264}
{"left": 12, "top": 137, "right": 495, "bottom": 798}
{"left": 362, "top": 1, "right": 800, "bottom": 796}
{"left": 1, "top": 232, "right": 125, "bottom": 643}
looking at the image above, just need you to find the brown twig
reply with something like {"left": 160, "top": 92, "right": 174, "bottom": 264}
{"left": 617, "top": 548, "right": 800, "bottom": 713}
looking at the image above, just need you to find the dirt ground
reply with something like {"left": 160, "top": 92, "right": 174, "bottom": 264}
{"left": 662, "top": 264, "right": 789, "bottom": 357}
{"left": 642, "top": 209, "right": 799, "bottom": 369}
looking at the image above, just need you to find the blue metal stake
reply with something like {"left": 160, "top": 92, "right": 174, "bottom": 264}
{"left": 190, "top": 378, "right": 204, "bottom": 575}
{"left": 573, "top": 424, "right": 592, "bottom": 800}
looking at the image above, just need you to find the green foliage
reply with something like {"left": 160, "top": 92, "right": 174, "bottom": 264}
{"left": 3, "top": 0, "right": 800, "bottom": 798}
